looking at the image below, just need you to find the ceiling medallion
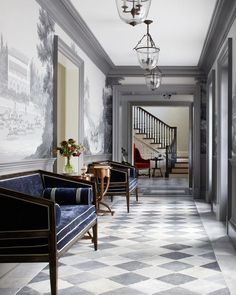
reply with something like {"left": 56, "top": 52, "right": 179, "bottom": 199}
{"left": 115, "top": 0, "right": 152, "bottom": 26}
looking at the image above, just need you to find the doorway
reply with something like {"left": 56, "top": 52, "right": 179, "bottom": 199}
{"left": 132, "top": 105, "right": 190, "bottom": 193}
{"left": 57, "top": 53, "right": 79, "bottom": 172}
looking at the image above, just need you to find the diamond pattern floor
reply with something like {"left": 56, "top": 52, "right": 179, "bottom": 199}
{"left": 17, "top": 196, "right": 230, "bottom": 295}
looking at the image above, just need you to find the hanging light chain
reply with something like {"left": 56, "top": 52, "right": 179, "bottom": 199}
{"left": 134, "top": 32, "right": 157, "bottom": 50}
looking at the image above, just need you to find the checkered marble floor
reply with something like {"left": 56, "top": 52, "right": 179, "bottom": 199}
{"left": 17, "top": 196, "right": 230, "bottom": 295}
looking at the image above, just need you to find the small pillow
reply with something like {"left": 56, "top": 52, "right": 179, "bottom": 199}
{"left": 43, "top": 187, "right": 92, "bottom": 205}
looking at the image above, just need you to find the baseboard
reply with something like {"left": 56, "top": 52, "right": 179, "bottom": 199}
{"left": 200, "top": 189, "right": 207, "bottom": 200}
{"left": 228, "top": 220, "right": 236, "bottom": 247}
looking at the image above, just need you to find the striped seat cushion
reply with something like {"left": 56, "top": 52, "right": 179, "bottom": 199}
{"left": 57, "top": 204, "right": 96, "bottom": 251}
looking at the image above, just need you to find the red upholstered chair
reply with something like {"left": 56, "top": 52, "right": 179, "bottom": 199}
{"left": 134, "top": 146, "right": 151, "bottom": 177}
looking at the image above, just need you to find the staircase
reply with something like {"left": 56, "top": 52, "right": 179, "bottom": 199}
{"left": 170, "top": 157, "right": 189, "bottom": 176}
{"left": 133, "top": 106, "right": 179, "bottom": 177}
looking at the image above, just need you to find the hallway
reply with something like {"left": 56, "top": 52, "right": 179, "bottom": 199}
{"left": 11, "top": 185, "right": 236, "bottom": 295}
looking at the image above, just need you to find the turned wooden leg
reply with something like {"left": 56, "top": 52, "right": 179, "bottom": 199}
{"left": 49, "top": 254, "right": 58, "bottom": 295}
{"left": 92, "top": 222, "right": 98, "bottom": 251}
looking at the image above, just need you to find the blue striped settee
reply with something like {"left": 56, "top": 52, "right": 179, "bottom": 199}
{"left": 0, "top": 170, "right": 97, "bottom": 295}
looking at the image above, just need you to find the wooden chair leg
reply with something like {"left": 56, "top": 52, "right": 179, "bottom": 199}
{"left": 49, "top": 254, "right": 58, "bottom": 295}
{"left": 136, "top": 187, "right": 138, "bottom": 201}
{"left": 92, "top": 222, "right": 98, "bottom": 251}
{"left": 126, "top": 192, "right": 130, "bottom": 213}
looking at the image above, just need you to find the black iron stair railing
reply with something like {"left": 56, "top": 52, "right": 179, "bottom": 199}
{"left": 133, "top": 106, "right": 177, "bottom": 177}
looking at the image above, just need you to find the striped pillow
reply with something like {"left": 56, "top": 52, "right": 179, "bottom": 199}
{"left": 43, "top": 188, "right": 93, "bottom": 205}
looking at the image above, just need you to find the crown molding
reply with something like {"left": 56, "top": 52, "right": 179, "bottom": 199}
{"left": 37, "top": 0, "right": 229, "bottom": 79}
{"left": 198, "top": 0, "right": 236, "bottom": 75}
{"left": 36, "top": 0, "right": 114, "bottom": 75}
{"left": 107, "top": 66, "right": 205, "bottom": 79}
{"left": 113, "top": 84, "right": 197, "bottom": 96}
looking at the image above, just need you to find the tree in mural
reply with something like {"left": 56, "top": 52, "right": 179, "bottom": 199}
{"left": 34, "top": 8, "right": 55, "bottom": 158}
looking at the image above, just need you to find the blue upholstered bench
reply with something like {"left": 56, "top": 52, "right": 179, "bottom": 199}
{"left": 0, "top": 170, "right": 97, "bottom": 295}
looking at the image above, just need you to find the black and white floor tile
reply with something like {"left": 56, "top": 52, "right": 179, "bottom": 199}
{"left": 17, "top": 193, "right": 231, "bottom": 295}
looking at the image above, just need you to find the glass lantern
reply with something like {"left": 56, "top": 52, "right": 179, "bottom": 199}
{"left": 115, "top": 0, "right": 152, "bottom": 26}
{"left": 145, "top": 66, "right": 162, "bottom": 91}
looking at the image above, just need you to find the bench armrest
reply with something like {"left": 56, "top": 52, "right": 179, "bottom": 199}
{"left": 0, "top": 187, "right": 55, "bottom": 234}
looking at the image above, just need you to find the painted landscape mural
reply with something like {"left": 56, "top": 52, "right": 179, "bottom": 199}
{"left": 0, "top": 2, "right": 54, "bottom": 163}
{"left": 84, "top": 78, "right": 112, "bottom": 156}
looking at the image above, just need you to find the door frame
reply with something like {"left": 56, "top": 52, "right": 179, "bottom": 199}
{"left": 206, "top": 69, "right": 216, "bottom": 206}
{"left": 215, "top": 38, "right": 232, "bottom": 221}
{"left": 129, "top": 102, "right": 193, "bottom": 188}
{"left": 53, "top": 36, "right": 84, "bottom": 172}
{"left": 113, "top": 83, "right": 201, "bottom": 197}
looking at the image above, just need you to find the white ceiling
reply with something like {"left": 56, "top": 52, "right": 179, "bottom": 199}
{"left": 70, "top": 0, "right": 217, "bottom": 67}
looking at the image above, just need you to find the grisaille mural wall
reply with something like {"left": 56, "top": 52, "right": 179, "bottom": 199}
{"left": 0, "top": 0, "right": 111, "bottom": 168}
{"left": 83, "top": 78, "right": 112, "bottom": 156}
{"left": 0, "top": 1, "right": 54, "bottom": 163}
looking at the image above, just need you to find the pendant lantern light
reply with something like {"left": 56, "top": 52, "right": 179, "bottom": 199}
{"left": 115, "top": 0, "right": 152, "bottom": 26}
{"left": 134, "top": 20, "right": 160, "bottom": 70}
{"left": 145, "top": 66, "right": 162, "bottom": 91}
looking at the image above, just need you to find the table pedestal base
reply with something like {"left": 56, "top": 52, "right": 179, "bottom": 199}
{"left": 91, "top": 165, "right": 114, "bottom": 216}
{"left": 98, "top": 201, "right": 115, "bottom": 216}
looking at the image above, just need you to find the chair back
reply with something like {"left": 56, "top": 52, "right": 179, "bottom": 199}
{"left": 134, "top": 147, "right": 144, "bottom": 162}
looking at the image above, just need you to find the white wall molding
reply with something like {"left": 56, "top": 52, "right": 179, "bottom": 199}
{"left": 0, "top": 158, "right": 56, "bottom": 175}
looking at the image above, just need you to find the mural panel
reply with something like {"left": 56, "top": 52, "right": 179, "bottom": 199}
{"left": 0, "top": 1, "right": 54, "bottom": 162}
{"left": 84, "top": 78, "right": 112, "bottom": 155}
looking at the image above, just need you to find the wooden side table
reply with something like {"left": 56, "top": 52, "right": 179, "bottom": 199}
{"left": 91, "top": 165, "right": 114, "bottom": 216}
{"left": 151, "top": 157, "right": 163, "bottom": 177}
{"left": 62, "top": 173, "right": 93, "bottom": 181}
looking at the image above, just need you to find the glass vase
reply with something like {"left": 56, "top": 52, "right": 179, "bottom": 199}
{"left": 64, "top": 157, "right": 74, "bottom": 174}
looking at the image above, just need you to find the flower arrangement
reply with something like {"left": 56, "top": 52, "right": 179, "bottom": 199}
{"left": 57, "top": 138, "right": 85, "bottom": 158}
{"left": 57, "top": 138, "right": 85, "bottom": 173}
